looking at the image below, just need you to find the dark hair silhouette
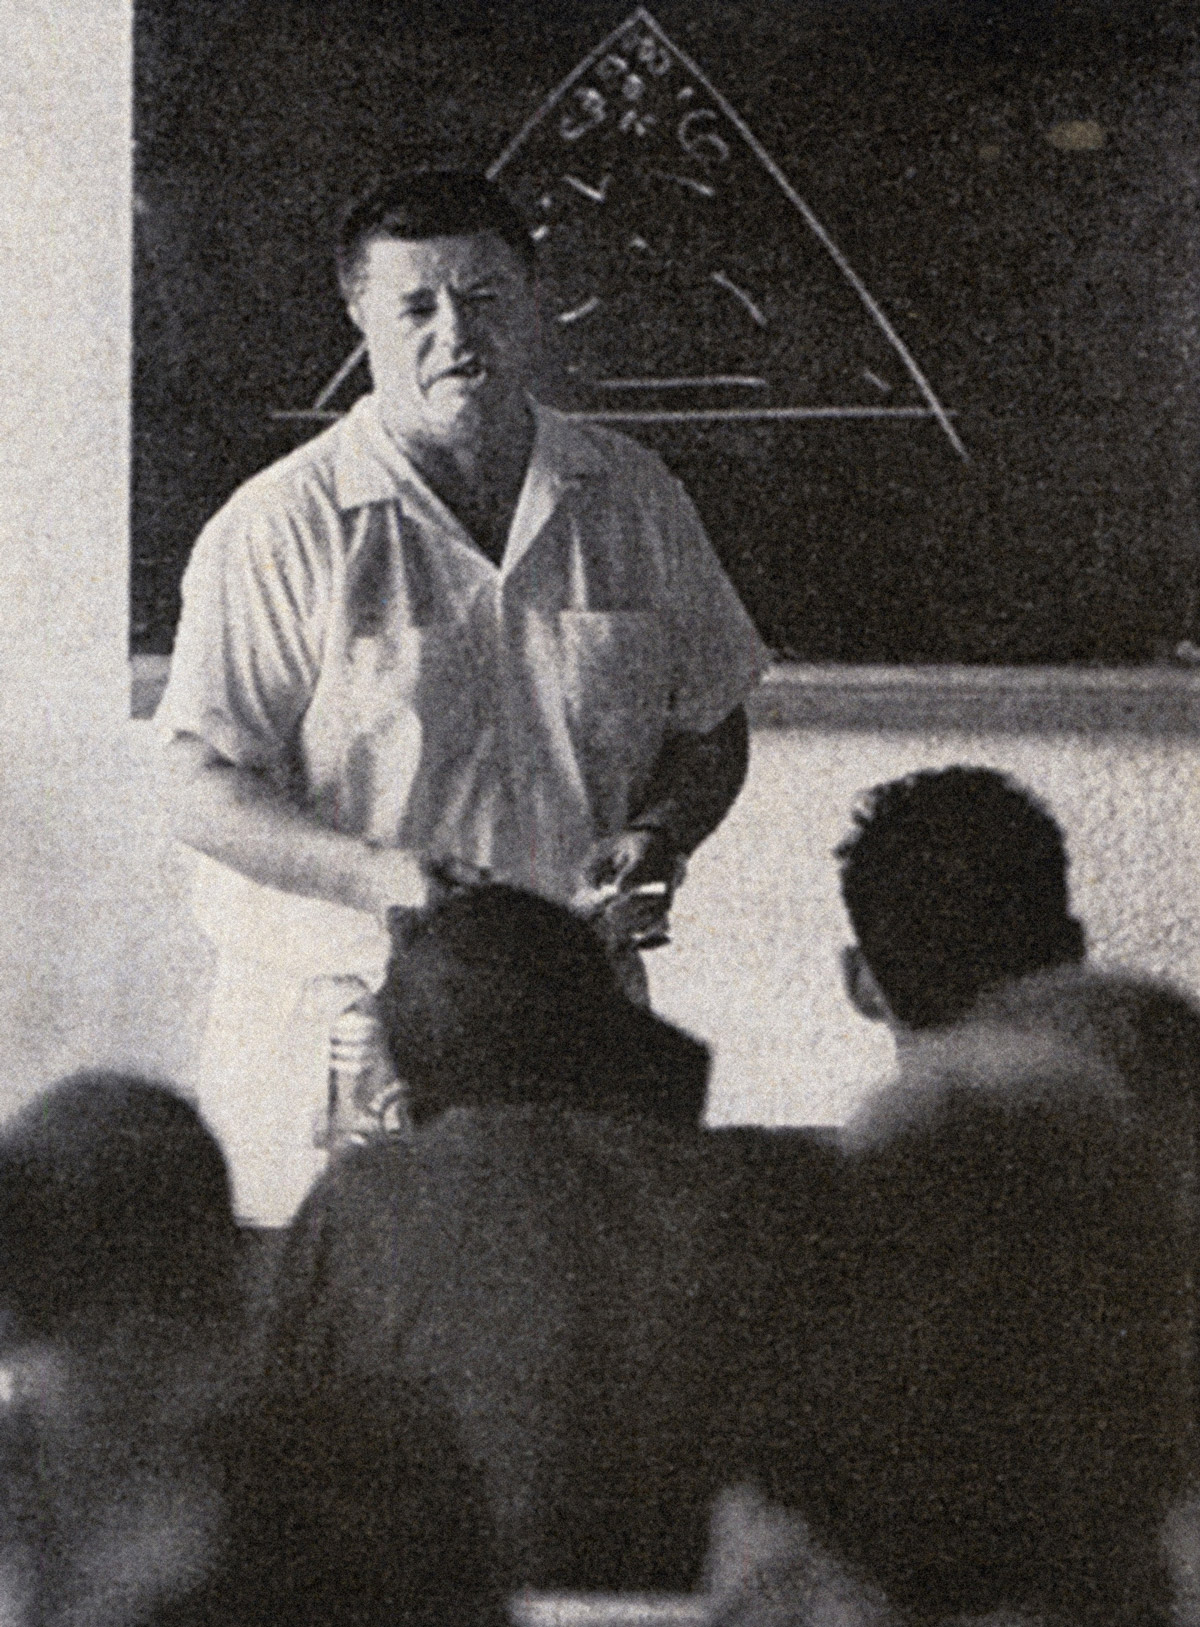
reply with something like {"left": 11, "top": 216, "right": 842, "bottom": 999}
{"left": 836, "top": 766, "right": 1084, "bottom": 1029}
{"left": 0, "top": 1071, "right": 239, "bottom": 1340}
{"left": 380, "top": 884, "right": 708, "bottom": 1127}
{"left": 336, "top": 170, "right": 536, "bottom": 300}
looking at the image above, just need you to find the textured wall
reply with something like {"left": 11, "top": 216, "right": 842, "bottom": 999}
{"left": 0, "top": 0, "right": 206, "bottom": 1117}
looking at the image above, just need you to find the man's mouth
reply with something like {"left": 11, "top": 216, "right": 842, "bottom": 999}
{"left": 434, "top": 357, "right": 487, "bottom": 385}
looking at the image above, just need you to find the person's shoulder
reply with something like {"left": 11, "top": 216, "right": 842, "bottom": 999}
{"left": 412, "top": 1104, "right": 710, "bottom": 1210}
{"left": 217, "top": 417, "right": 348, "bottom": 515}
{"left": 313, "top": 1108, "right": 710, "bottom": 1209}
{"left": 410, "top": 1105, "right": 589, "bottom": 1194}
{"left": 302, "top": 1134, "right": 418, "bottom": 1223}
{"left": 975, "top": 962, "right": 1200, "bottom": 1111}
{"left": 841, "top": 964, "right": 1175, "bottom": 1159}
{"left": 299, "top": 1116, "right": 553, "bottom": 1233}
{"left": 534, "top": 402, "right": 680, "bottom": 490}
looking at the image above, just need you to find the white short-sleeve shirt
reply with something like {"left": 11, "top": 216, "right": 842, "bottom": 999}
{"left": 160, "top": 394, "right": 770, "bottom": 916}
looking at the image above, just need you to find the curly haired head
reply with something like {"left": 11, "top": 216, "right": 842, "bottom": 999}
{"left": 836, "top": 767, "right": 1084, "bottom": 1030}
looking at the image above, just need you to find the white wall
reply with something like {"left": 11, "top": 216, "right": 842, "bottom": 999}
{"left": 4, "top": 1, "right": 1200, "bottom": 1130}
{"left": 0, "top": 1, "right": 205, "bottom": 1118}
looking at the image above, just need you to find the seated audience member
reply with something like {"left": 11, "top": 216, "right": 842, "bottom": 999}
{"left": 0, "top": 1070, "right": 504, "bottom": 1627}
{"left": 833, "top": 764, "right": 1199, "bottom": 1145}
{"left": 379, "top": 881, "right": 711, "bottom": 1128}
{"left": 751, "top": 767, "right": 1192, "bottom": 1626}
{"left": 836, "top": 763, "right": 1085, "bottom": 1046}
{"left": 0, "top": 1071, "right": 241, "bottom": 1627}
{"left": 266, "top": 883, "right": 750, "bottom": 1594}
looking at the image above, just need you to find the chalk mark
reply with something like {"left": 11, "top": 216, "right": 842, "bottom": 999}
{"left": 565, "top": 172, "right": 614, "bottom": 203}
{"left": 711, "top": 270, "right": 768, "bottom": 327}
{"left": 290, "top": 8, "right": 966, "bottom": 453}
{"left": 557, "top": 295, "right": 603, "bottom": 324}
{"left": 594, "top": 375, "right": 767, "bottom": 389}
{"left": 649, "top": 168, "right": 716, "bottom": 198}
{"left": 272, "top": 404, "right": 955, "bottom": 425}
{"left": 312, "top": 339, "right": 367, "bottom": 412}
{"left": 862, "top": 369, "right": 892, "bottom": 394}
{"left": 488, "top": 13, "right": 659, "bottom": 177}
{"left": 625, "top": 8, "right": 968, "bottom": 458}
{"left": 568, "top": 406, "right": 958, "bottom": 423}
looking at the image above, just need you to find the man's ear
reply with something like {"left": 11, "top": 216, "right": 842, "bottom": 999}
{"left": 841, "top": 945, "right": 893, "bottom": 1024}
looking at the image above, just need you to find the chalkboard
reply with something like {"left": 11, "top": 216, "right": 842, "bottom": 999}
{"left": 133, "top": 0, "right": 1200, "bottom": 664}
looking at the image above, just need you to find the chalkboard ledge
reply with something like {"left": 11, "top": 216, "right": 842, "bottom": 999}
{"left": 130, "top": 655, "right": 1200, "bottom": 736}
{"left": 749, "top": 663, "right": 1200, "bottom": 735}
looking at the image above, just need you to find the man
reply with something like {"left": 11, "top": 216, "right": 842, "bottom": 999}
{"left": 373, "top": 882, "right": 711, "bottom": 1131}
{"left": 157, "top": 169, "right": 769, "bottom": 1222}
{"left": 264, "top": 885, "right": 745, "bottom": 1597}
{"left": 758, "top": 766, "right": 1194, "bottom": 1624}
{"left": 0, "top": 1071, "right": 504, "bottom": 1626}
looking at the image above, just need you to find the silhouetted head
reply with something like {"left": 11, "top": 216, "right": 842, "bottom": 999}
{"left": 380, "top": 884, "right": 708, "bottom": 1127}
{"left": 0, "top": 1071, "right": 239, "bottom": 1345}
{"left": 836, "top": 766, "right": 1085, "bottom": 1031}
{"left": 0, "top": 1078, "right": 247, "bottom": 1626}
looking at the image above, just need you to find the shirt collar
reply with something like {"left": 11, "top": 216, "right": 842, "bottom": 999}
{"left": 329, "top": 392, "right": 606, "bottom": 514}
{"left": 524, "top": 400, "right": 609, "bottom": 487}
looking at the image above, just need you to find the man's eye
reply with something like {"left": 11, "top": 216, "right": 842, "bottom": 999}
{"left": 466, "top": 287, "right": 500, "bottom": 302}
{"left": 401, "top": 302, "right": 436, "bottom": 320}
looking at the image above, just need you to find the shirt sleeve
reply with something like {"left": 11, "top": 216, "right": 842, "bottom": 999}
{"left": 651, "top": 470, "right": 772, "bottom": 736}
{"left": 155, "top": 488, "right": 327, "bottom": 772}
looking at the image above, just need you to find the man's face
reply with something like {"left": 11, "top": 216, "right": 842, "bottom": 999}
{"left": 347, "top": 231, "right": 539, "bottom": 451}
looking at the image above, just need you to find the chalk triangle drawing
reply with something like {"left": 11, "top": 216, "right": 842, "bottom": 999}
{"left": 278, "top": 7, "right": 964, "bottom": 458}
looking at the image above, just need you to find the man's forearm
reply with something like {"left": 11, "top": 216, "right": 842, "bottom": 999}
{"left": 628, "top": 705, "right": 750, "bottom": 857}
{"left": 162, "top": 735, "right": 426, "bottom": 916}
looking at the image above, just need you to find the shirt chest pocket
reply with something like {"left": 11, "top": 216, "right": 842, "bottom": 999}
{"left": 556, "top": 611, "right": 669, "bottom": 777}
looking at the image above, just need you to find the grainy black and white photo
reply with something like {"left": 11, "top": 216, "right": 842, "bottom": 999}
{"left": 2, "top": 0, "right": 1200, "bottom": 1621}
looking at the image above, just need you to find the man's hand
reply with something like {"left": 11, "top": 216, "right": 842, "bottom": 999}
{"left": 368, "top": 850, "right": 492, "bottom": 922}
{"left": 581, "top": 827, "right": 676, "bottom": 892}
{"left": 382, "top": 853, "right": 492, "bottom": 951}
{"left": 573, "top": 828, "right": 685, "bottom": 951}
{"left": 358, "top": 844, "right": 433, "bottom": 918}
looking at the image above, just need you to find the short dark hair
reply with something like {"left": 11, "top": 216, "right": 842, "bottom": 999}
{"left": 379, "top": 884, "right": 708, "bottom": 1126}
{"left": 336, "top": 170, "right": 536, "bottom": 301}
{"left": 0, "top": 1072, "right": 239, "bottom": 1340}
{"left": 836, "top": 766, "right": 1085, "bottom": 1030}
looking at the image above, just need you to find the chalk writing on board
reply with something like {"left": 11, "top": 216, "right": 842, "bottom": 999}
{"left": 278, "top": 7, "right": 965, "bottom": 459}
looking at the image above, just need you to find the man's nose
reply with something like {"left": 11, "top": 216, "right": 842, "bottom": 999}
{"left": 433, "top": 289, "right": 475, "bottom": 351}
